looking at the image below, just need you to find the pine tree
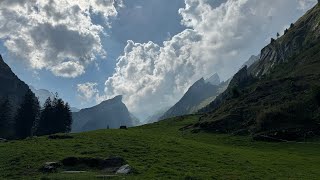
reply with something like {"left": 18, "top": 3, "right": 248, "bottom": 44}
{"left": 15, "top": 90, "right": 40, "bottom": 139}
{"left": 0, "top": 98, "right": 12, "bottom": 137}
{"left": 54, "top": 98, "right": 66, "bottom": 133}
{"left": 36, "top": 94, "right": 73, "bottom": 136}
{"left": 277, "top": 32, "right": 280, "bottom": 38}
{"left": 36, "top": 97, "right": 53, "bottom": 136}
{"left": 64, "top": 103, "right": 72, "bottom": 133}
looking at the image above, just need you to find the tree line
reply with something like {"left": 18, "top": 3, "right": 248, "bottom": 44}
{"left": 0, "top": 89, "right": 72, "bottom": 139}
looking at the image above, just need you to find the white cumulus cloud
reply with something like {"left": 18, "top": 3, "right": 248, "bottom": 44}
{"left": 77, "top": 82, "right": 99, "bottom": 103}
{"left": 102, "top": 0, "right": 317, "bottom": 119}
{"left": 0, "top": 0, "right": 122, "bottom": 78}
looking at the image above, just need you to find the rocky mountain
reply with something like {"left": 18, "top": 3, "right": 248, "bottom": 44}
{"left": 72, "top": 95, "right": 135, "bottom": 132}
{"left": 0, "top": 55, "right": 32, "bottom": 108}
{"left": 0, "top": 55, "right": 36, "bottom": 138}
{"left": 195, "top": 4, "right": 320, "bottom": 141}
{"left": 160, "top": 74, "right": 229, "bottom": 120}
{"left": 205, "top": 73, "right": 220, "bottom": 85}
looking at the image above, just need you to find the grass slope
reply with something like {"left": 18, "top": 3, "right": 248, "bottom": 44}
{"left": 0, "top": 116, "right": 320, "bottom": 179}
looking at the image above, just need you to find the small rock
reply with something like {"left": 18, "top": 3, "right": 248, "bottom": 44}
{"left": 116, "top": 164, "right": 132, "bottom": 174}
{"left": 40, "top": 162, "right": 61, "bottom": 173}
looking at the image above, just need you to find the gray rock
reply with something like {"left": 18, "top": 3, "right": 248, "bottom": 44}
{"left": 40, "top": 162, "right": 61, "bottom": 173}
{"left": 116, "top": 164, "right": 132, "bottom": 174}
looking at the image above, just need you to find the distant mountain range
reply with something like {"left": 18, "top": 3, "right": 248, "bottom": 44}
{"left": 72, "top": 95, "right": 138, "bottom": 132}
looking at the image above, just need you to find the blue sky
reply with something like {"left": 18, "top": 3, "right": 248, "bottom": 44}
{"left": 0, "top": 0, "right": 186, "bottom": 110}
{"left": 0, "top": 0, "right": 317, "bottom": 119}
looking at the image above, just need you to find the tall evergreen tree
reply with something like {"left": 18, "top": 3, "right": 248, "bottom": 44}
{"left": 15, "top": 90, "right": 40, "bottom": 139}
{"left": 36, "top": 97, "right": 53, "bottom": 136}
{"left": 0, "top": 98, "right": 12, "bottom": 137}
{"left": 36, "top": 94, "right": 73, "bottom": 136}
{"left": 64, "top": 103, "right": 72, "bottom": 133}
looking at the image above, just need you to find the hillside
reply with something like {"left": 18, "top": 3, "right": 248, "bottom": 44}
{"left": 72, "top": 95, "right": 135, "bottom": 132}
{"left": 0, "top": 116, "right": 320, "bottom": 179}
{"left": 197, "top": 4, "right": 320, "bottom": 141}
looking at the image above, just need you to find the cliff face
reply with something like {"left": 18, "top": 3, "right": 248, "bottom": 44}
{"left": 72, "top": 95, "right": 135, "bottom": 132}
{"left": 249, "top": 6, "right": 320, "bottom": 77}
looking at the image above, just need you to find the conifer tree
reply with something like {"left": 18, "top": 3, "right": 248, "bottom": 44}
{"left": 0, "top": 98, "right": 12, "bottom": 137}
{"left": 36, "top": 97, "right": 53, "bottom": 135}
{"left": 15, "top": 90, "right": 40, "bottom": 139}
{"left": 36, "top": 94, "right": 73, "bottom": 135}
{"left": 64, "top": 103, "right": 72, "bottom": 133}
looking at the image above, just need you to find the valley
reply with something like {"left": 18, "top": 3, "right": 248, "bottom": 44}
{"left": 0, "top": 116, "right": 320, "bottom": 179}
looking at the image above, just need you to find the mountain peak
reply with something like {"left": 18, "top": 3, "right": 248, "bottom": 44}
{"left": 113, "top": 95, "right": 123, "bottom": 102}
{"left": 206, "top": 73, "right": 220, "bottom": 85}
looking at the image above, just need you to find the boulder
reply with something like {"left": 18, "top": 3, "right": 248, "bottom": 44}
{"left": 40, "top": 162, "right": 61, "bottom": 173}
{"left": 116, "top": 164, "right": 132, "bottom": 174}
{"left": 61, "top": 156, "right": 126, "bottom": 170}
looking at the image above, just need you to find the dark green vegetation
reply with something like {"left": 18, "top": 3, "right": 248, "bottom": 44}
{"left": 197, "top": 5, "right": 320, "bottom": 141}
{"left": 36, "top": 96, "right": 72, "bottom": 136}
{"left": 0, "top": 116, "right": 320, "bottom": 179}
{"left": 0, "top": 54, "right": 72, "bottom": 139}
{"left": 15, "top": 90, "right": 41, "bottom": 139}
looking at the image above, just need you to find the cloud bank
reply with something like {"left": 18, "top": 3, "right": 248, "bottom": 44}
{"left": 0, "top": 0, "right": 122, "bottom": 78}
{"left": 103, "top": 0, "right": 317, "bottom": 118}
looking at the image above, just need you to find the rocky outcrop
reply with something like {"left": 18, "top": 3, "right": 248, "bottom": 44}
{"left": 72, "top": 95, "right": 135, "bottom": 132}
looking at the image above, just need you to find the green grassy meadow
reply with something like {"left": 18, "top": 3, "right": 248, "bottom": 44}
{"left": 0, "top": 115, "right": 320, "bottom": 179}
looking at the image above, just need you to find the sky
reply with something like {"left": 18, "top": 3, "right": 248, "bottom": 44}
{"left": 0, "top": 0, "right": 317, "bottom": 120}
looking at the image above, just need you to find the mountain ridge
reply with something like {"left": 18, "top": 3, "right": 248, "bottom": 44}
{"left": 195, "top": 4, "right": 320, "bottom": 141}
